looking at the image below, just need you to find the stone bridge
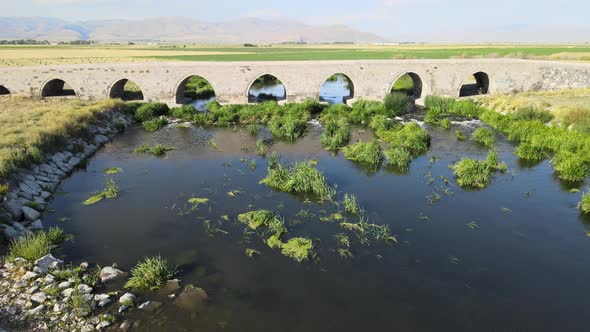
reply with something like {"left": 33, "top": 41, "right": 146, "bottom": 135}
{"left": 0, "top": 59, "right": 590, "bottom": 105}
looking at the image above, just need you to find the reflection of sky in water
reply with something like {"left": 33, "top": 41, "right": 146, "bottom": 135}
{"left": 320, "top": 75, "right": 351, "bottom": 104}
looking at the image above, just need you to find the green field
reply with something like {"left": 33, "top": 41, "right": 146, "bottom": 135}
{"left": 2, "top": 44, "right": 590, "bottom": 66}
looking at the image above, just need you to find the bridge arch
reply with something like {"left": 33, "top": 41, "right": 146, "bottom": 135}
{"left": 174, "top": 74, "right": 216, "bottom": 105}
{"left": 0, "top": 85, "right": 9, "bottom": 95}
{"left": 459, "top": 71, "right": 490, "bottom": 97}
{"left": 319, "top": 73, "right": 354, "bottom": 104}
{"left": 108, "top": 78, "right": 144, "bottom": 101}
{"left": 247, "top": 74, "right": 286, "bottom": 103}
{"left": 41, "top": 78, "right": 76, "bottom": 98}
{"left": 391, "top": 72, "right": 423, "bottom": 99}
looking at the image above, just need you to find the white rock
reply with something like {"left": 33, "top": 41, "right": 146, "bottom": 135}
{"left": 118, "top": 292, "right": 136, "bottom": 305}
{"left": 31, "top": 292, "right": 47, "bottom": 303}
{"left": 53, "top": 302, "right": 65, "bottom": 312}
{"left": 26, "top": 304, "right": 44, "bottom": 316}
{"left": 35, "top": 254, "right": 63, "bottom": 274}
{"left": 22, "top": 271, "right": 39, "bottom": 280}
{"left": 78, "top": 284, "right": 93, "bottom": 294}
{"left": 61, "top": 288, "right": 74, "bottom": 297}
{"left": 100, "top": 266, "right": 126, "bottom": 283}
{"left": 58, "top": 281, "right": 72, "bottom": 289}
{"left": 96, "top": 321, "right": 111, "bottom": 329}
{"left": 94, "top": 294, "right": 111, "bottom": 307}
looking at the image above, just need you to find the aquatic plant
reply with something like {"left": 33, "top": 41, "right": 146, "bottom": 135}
{"left": 260, "top": 161, "right": 336, "bottom": 201}
{"left": 142, "top": 117, "right": 168, "bottom": 132}
{"left": 368, "top": 114, "right": 392, "bottom": 132}
{"left": 134, "top": 144, "right": 175, "bottom": 156}
{"left": 440, "top": 118, "right": 451, "bottom": 129}
{"left": 472, "top": 127, "right": 495, "bottom": 147}
{"left": 383, "top": 92, "right": 410, "bottom": 117}
{"left": 82, "top": 178, "right": 119, "bottom": 205}
{"left": 579, "top": 192, "right": 590, "bottom": 214}
{"left": 268, "top": 105, "right": 310, "bottom": 141}
{"left": 125, "top": 256, "right": 177, "bottom": 291}
{"left": 485, "top": 149, "right": 508, "bottom": 172}
{"left": 170, "top": 104, "right": 199, "bottom": 121}
{"left": 188, "top": 197, "right": 209, "bottom": 206}
{"left": 7, "top": 227, "right": 66, "bottom": 262}
{"left": 455, "top": 130, "right": 466, "bottom": 140}
{"left": 238, "top": 210, "right": 280, "bottom": 231}
{"left": 377, "top": 122, "right": 430, "bottom": 156}
{"left": 384, "top": 147, "right": 411, "bottom": 171}
{"left": 134, "top": 103, "right": 169, "bottom": 122}
{"left": 340, "top": 220, "right": 397, "bottom": 245}
{"left": 103, "top": 167, "right": 123, "bottom": 175}
{"left": 551, "top": 151, "right": 589, "bottom": 182}
{"left": 256, "top": 140, "right": 267, "bottom": 157}
{"left": 342, "top": 141, "right": 384, "bottom": 167}
{"left": 349, "top": 101, "right": 385, "bottom": 124}
{"left": 280, "top": 237, "right": 314, "bottom": 263}
{"left": 245, "top": 248, "right": 261, "bottom": 257}
{"left": 452, "top": 158, "right": 491, "bottom": 189}
{"left": 514, "top": 142, "right": 546, "bottom": 161}
{"left": 248, "top": 123, "right": 260, "bottom": 136}
{"left": 321, "top": 117, "right": 351, "bottom": 150}
{"left": 0, "top": 183, "right": 8, "bottom": 197}
{"left": 343, "top": 193, "right": 362, "bottom": 215}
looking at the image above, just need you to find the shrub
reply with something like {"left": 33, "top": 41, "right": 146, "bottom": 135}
{"left": 384, "top": 147, "right": 411, "bottom": 171}
{"left": 377, "top": 122, "right": 430, "bottom": 156}
{"left": 512, "top": 106, "right": 554, "bottom": 123}
{"left": 383, "top": 92, "right": 409, "bottom": 117}
{"left": 134, "top": 103, "right": 169, "bottom": 122}
{"left": 260, "top": 161, "right": 335, "bottom": 200}
{"left": 514, "top": 142, "right": 546, "bottom": 161}
{"left": 142, "top": 117, "right": 168, "bottom": 132}
{"left": 125, "top": 256, "right": 177, "bottom": 291}
{"left": 453, "top": 158, "right": 490, "bottom": 189}
{"left": 551, "top": 152, "right": 589, "bottom": 182}
{"left": 472, "top": 127, "right": 495, "bottom": 147}
{"left": 342, "top": 141, "right": 384, "bottom": 167}
{"left": 321, "top": 117, "right": 351, "bottom": 150}
{"left": 579, "top": 192, "right": 590, "bottom": 214}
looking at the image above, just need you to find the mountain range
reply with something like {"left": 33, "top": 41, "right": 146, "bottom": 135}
{"left": 0, "top": 17, "right": 387, "bottom": 44}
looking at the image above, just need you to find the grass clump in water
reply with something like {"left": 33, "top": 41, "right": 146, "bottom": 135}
{"left": 82, "top": 178, "right": 119, "bottom": 205}
{"left": 134, "top": 144, "right": 174, "bottom": 156}
{"left": 134, "top": 103, "right": 170, "bottom": 122}
{"left": 103, "top": 167, "right": 123, "bottom": 175}
{"left": 321, "top": 117, "right": 351, "bottom": 150}
{"left": 383, "top": 92, "right": 410, "bottom": 117}
{"left": 260, "top": 160, "right": 335, "bottom": 201}
{"left": 6, "top": 227, "right": 66, "bottom": 262}
{"left": 342, "top": 141, "right": 383, "bottom": 168}
{"left": 142, "top": 117, "right": 168, "bottom": 132}
{"left": 452, "top": 159, "right": 490, "bottom": 189}
{"left": 440, "top": 118, "right": 452, "bottom": 129}
{"left": 471, "top": 127, "right": 495, "bottom": 147}
{"left": 551, "top": 152, "right": 589, "bottom": 182}
{"left": 384, "top": 147, "right": 411, "bottom": 171}
{"left": 256, "top": 140, "right": 267, "bottom": 157}
{"left": 280, "top": 237, "right": 314, "bottom": 263}
{"left": 377, "top": 122, "right": 430, "bottom": 156}
{"left": 125, "top": 256, "right": 177, "bottom": 291}
{"left": 514, "top": 142, "right": 546, "bottom": 161}
{"left": 455, "top": 130, "right": 466, "bottom": 140}
{"left": 579, "top": 192, "right": 590, "bottom": 214}
{"left": 238, "top": 210, "right": 281, "bottom": 231}
{"left": 343, "top": 193, "right": 362, "bottom": 215}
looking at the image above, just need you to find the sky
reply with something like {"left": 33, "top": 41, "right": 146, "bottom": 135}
{"left": 3, "top": 0, "right": 590, "bottom": 42}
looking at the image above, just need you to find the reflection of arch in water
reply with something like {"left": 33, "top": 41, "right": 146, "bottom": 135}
{"left": 459, "top": 72, "right": 489, "bottom": 97}
{"left": 175, "top": 75, "right": 216, "bottom": 104}
{"left": 319, "top": 73, "right": 355, "bottom": 104}
{"left": 108, "top": 78, "right": 144, "bottom": 101}
{"left": 247, "top": 74, "right": 286, "bottom": 103}
{"left": 41, "top": 78, "right": 76, "bottom": 97}
{"left": 391, "top": 72, "right": 423, "bottom": 99}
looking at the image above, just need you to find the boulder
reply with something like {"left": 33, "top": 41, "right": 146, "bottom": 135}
{"left": 29, "top": 219, "right": 44, "bottom": 230}
{"left": 35, "top": 254, "right": 63, "bottom": 274}
{"left": 94, "top": 294, "right": 111, "bottom": 307}
{"left": 138, "top": 301, "right": 162, "bottom": 312}
{"left": 3, "top": 225, "right": 22, "bottom": 241}
{"left": 174, "top": 285, "right": 208, "bottom": 312}
{"left": 31, "top": 292, "right": 47, "bottom": 303}
{"left": 100, "top": 266, "right": 127, "bottom": 283}
{"left": 77, "top": 284, "right": 93, "bottom": 295}
{"left": 21, "top": 206, "right": 41, "bottom": 221}
{"left": 119, "top": 293, "right": 136, "bottom": 305}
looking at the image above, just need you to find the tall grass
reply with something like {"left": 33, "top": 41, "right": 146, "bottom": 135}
{"left": 342, "top": 141, "right": 384, "bottom": 167}
{"left": 383, "top": 92, "right": 410, "bottom": 117}
{"left": 384, "top": 147, "right": 411, "bottom": 171}
{"left": 377, "top": 122, "right": 430, "bottom": 156}
{"left": 260, "top": 161, "right": 335, "bottom": 200}
{"left": 471, "top": 127, "right": 495, "bottom": 147}
{"left": 6, "top": 227, "right": 66, "bottom": 262}
{"left": 453, "top": 150, "right": 506, "bottom": 189}
{"left": 125, "top": 256, "right": 177, "bottom": 291}
{"left": 321, "top": 117, "right": 351, "bottom": 150}
{"left": 579, "top": 192, "right": 590, "bottom": 214}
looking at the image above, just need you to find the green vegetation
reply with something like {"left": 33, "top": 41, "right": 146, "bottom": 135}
{"left": 142, "top": 117, "right": 168, "bottom": 132}
{"left": 377, "top": 122, "right": 431, "bottom": 156}
{"left": 384, "top": 147, "right": 411, "bottom": 171}
{"left": 321, "top": 117, "right": 350, "bottom": 150}
{"left": 453, "top": 150, "right": 507, "bottom": 189}
{"left": 82, "top": 178, "right": 119, "bottom": 205}
{"left": 369, "top": 115, "right": 392, "bottom": 132}
{"left": 103, "top": 167, "right": 123, "bottom": 175}
{"left": 125, "top": 256, "right": 177, "bottom": 291}
{"left": 0, "top": 98, "right": 128, "bottom": 177}
{"left": 343, "top": 193, "right": 362, "bottom": 215}
{"left": 134, "top": 103, "right": 169, "bottom": 122}
{"left": 6, "top": 227, "right": 66, "bottom": 262}
{"left": 183, "top": 76, "right": 215, "bottom": 100}
{"left": 268, "top": 106, "right": 309, "bottom": 141}
{"left": 340, "top": 220, "right": 397, "bottom": 245}
{"left": 0, "top": 184, "right": 8, "bottom": 197}
{"left": 391, "top": 73, "right": 415, "bottom": 95}
{"left": 342, "top": 141, "right": 384, "bottom": 168}
{"left": 134, "top": 143, "right": 175, "bottom": 156}
{"left": 280, "top": 238, "right": 314, "bottom": 263}
{"left": 512, "top": 106, "right": 554, "bottom": 123}
{"left": 471, "top": 127, "right": 495, "bottom": 147}
{"left": 256, "top": 140, "right": 267, "bottom": 156}
{"left": 383, "top": 92, "right": 410, "bottom": 117}
{"left": 579, "top": 192, "right": 590, "bottom": 214}
{"left": 456, "top": 130, "right": 466, "bottom": 140}
{"left": 260, "top": 160, "right": 336, "bottom": 201}
{"left": 440, "top": 118, "right": 452, "bottom": 129}
{"left": 551, "top": 152, "right": 589, "bottom": 182}
{"left": 238, "top": 210, "right": 283, "bottom": 232}
{"left": 170, "top": 104, "right": 199, "bottom": 121}
{"left": 514, "top": 142, "right": 546, "bottom": 161}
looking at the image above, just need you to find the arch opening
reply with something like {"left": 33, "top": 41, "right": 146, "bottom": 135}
{"left": 41, "top": 79, "right": 76, "bottom": 97}
{"left": 319, "top": 73, "right": 354, "bottom": 104}
{"left": 459, "top": 72, "right": 489, "bottom": 97}
{"left": 109, "top": 79, "right": 144, "bottom": 101}
{"left": 176, "top": 75, "right": 216, "bottom": 111}
{"left": 0, "top": 85, "right": 9, "bottom": 96}
{"left": 391, "top": 72, "right": 422, "bottom": 99}
{"left": 248, "top": 74, "right": 286, "bottom": 103}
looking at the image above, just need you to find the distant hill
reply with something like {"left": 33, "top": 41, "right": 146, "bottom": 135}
{"left": 0, "top": 17, "right": 387, "bottom": 44}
